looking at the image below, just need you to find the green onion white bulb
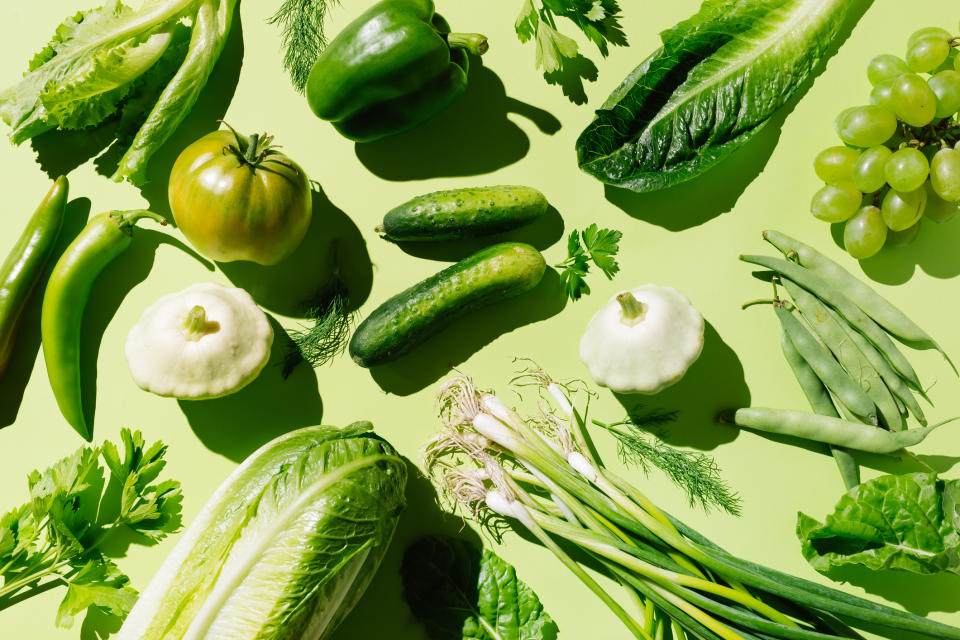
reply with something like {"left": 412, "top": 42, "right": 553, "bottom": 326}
{"left": 810, "top": 25, "right": 960, "bottom": 259}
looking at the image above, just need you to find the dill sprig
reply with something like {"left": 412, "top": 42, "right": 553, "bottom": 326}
{"left": 269, "top": 0, "right": 340, "bottom": 93}
{"left": 594, "top": 411, "right": 742, "bottom": 516}
{"left": 282, "top": 280, "right": 354, "bottom": 377}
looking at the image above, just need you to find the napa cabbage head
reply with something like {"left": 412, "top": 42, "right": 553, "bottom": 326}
{"left": 115, "top": 422, "right": 407, "bottom": 640}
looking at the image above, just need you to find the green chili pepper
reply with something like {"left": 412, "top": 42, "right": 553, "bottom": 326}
{"left": 41, "top": 209, "right": 166, "bottom": 440}
{"left": 306, "top": 0, "right": 488, "bottom": 142}
{"left": 0, "top": 177, "right": 69, "bottom": 380}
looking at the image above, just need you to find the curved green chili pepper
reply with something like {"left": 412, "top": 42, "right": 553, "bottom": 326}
{"left": 0, "top": 177, "right": 69, "bottom": 380}
{"left": 41, "top": 209, "right": 166, "bottom": 440}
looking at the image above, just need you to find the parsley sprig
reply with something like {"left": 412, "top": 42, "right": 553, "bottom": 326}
{"left": 515, "top": 0, "right": 627, "bottom": 73}
{"left": 0, "top": 429, "right": 181, "bottom": 630}
{"left": 556, "top": 223, "right": 622, "bottom": 301}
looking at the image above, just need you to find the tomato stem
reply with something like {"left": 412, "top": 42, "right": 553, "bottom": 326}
{"left": 245, "top": 133, "right": 260, "bottom": 163}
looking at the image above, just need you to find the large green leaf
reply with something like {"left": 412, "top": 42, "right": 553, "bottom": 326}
{"left": 798, "top": 473, "right": 960, "bottom": 575}
{"left": 576, "top": 0, "right": 852, "bottom": 192}
{"left": 116, "top": 422, "right": 407, "bottom": 640}
{"left": 402, "top": 536, "right": 557, "bottom": 640}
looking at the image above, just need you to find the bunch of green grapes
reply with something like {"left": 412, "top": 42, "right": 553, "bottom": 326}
{"left": 811, "top": 26, "right": 960, "bottom": 259}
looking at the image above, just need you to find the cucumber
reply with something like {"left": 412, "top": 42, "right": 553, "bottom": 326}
{"left": 377, "top": 185, "right": 548, "bottom": 241}
{"left": 350, "top": 242, "right": 546, "bottom": 367}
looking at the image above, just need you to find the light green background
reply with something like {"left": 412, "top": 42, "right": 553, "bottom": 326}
{"left": 1, "top": 1, "right": 959, "bottom": 638}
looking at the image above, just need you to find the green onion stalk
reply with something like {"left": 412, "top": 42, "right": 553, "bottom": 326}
{"left": 424, "top": 364, "right": 960, "bottom": 640}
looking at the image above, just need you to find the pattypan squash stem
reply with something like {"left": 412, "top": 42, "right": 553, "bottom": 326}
{"left": 444, "top": 32, "right": 489, "bottom": 56}
{"left": 617, "top": 292, "right": 645, "bottom": 326}
{"left": 184, "top": 305, "right": 211, "bottom": 340}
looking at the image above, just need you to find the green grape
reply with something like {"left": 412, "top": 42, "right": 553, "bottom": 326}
{"left": 885, "top": 220, "right": 922, "bottom": 247}
{"left": 814, "top": 146, "right": 860, "bottom": 184}
{"left": 924, "top": 180, "right": 959, "bottom": 222}
{"left": 956, "top": 50, "right": 960, "bottom": 72}
{"left": 884, "top": 147, "right": 929, "bottom": 192}
{"left": 835, "top": 105, "right": 898, "bottom": 147}
{"left": 934, "top": 49, "right": 958, "bottom": 74}
{"left": 928, "top": 70, "right": 960, "bottom": 118}
{"left": 930, "top": 147, "right": 960, "bottom": 200}
{"left": 890, "top": 73, "right": 938, "bottom": 126}
{"left": 869, "top": 79, "right": 896, "bottom": 111}
{"left": 852, "top": 145, "right": 892, "bottom": 192}
{"left": 811, "top": 182, "right": 862, "bottom": 223}
{"left": 867, "top": 54, "right": 909, "bottom": 85}
{"left": 881, "top": 186, "right": 928, "bottom": 230}
{"left": 908, "top": 27, "right": 954, "bottom": 48}
{"left": 906, "top": 36, "right": 951, "bottom": 72}
{"left": 844, "top": 206, "right": 888, "bottom": 259}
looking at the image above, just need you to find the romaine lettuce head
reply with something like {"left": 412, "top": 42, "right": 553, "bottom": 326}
{"left": 116, "top": 422, "right": 407, "bottom": 640}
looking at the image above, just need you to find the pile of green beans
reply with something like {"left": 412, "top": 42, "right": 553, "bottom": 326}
{"left": 732, "top": 230, "right": 950, "bottom": 489}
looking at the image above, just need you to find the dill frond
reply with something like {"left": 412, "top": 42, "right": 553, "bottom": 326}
{"left": 597, "top": 413, "right": 742, "bottom": 517}
{"left": 282, "top": 280, "right": 354, "bottom": 377}
{"left": 268, "top": 0, "right": 340, "bottom": 93}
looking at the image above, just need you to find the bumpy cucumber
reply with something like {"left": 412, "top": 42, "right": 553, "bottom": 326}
{"left": 377, "top": 185, "right": 547, "bottom": 241}
{"left": 350, "top": 242, "right": 546, "bottom": 366}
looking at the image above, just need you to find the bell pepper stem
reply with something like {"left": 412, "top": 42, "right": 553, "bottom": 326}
{"left": 444, "top": 32, "right": 489, "bottom": 56}
{"left": 617, "top": 292, "right": 645, "bottom": 327}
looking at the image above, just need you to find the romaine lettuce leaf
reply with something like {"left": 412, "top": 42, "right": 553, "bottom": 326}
{"left": 576, "top": 0, "right": 853, "bottom": 193}
{"left": 798, "top": 473, "right": 960, "bottom": 575}
{"left": 116, "top": 422, "right": 407, "bottom": 640}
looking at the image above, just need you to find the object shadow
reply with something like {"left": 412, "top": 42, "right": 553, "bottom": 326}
{"left": 369, "top": 269, "right": 567, "bottom": 396}
{"left": 391, "top": 205, "right": 565, "bottom": 262}
{"left": 0, "top": 197, "right": 90, "bottom": 428}
{"left": 855, "top": 217, "right": 960, "bottom": 284}
{"left": 602, "top": 0, "right": 872, "bottom": 231}
{"left": 543, "top": 54, "right": 599, "bottom": 106}
{"left": 355, "top": 61, "right": 561, "bottom": 181}
{"left": 80, "top": 608, "right": 123, "bottom": 640}
{"left": 613, "top": 321, "right": 747, "bottom": 451}
{"left": 331, "top": 461, "right": 481, "bottom": 640}
{"left": 851, "top": 450, "right": 960, "bottom": 476}
{"left": 79, "top": 227, "right": 184, "bottom": 440}
{"left": 822, "top": 563, "right": 960, "bottom": 617}
{"left": 220, "top": 187, "right": 372, "bottom": 318}
{"left": 179, "top": 316, "right": 324, "bottom": 462}
{"left": 30, "top": 6, "right": 243, "bottom": 191}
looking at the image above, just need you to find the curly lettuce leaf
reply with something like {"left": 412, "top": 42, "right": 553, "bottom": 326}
{"left": 798, "top": 473, "right": 960, "bottom": 575}
{"left": 576, "top": 0, "right": 853, "bottom": 192}
{"left": 0, "top": 1, "right": 191, "bottom": 143}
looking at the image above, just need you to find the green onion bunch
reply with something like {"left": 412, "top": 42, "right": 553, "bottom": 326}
{"left": 424, "top": 364, "right": 960, "bottom": 640}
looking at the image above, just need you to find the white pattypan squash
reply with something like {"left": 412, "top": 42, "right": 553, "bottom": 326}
{"left": 579, "top": 285, "right": 704, "bottom": 394}
{"left": 125, "top": 282, "right": 273, "bottom": 399}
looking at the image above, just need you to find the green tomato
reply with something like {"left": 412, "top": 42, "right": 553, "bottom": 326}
{"left": 169, "top": 127, "right": 312, "bottom": 265}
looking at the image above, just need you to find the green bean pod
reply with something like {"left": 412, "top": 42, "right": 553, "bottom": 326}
{"left": 780, "top": 330, "right": 860, "bottom": 489}
{"left": 763, "top": 230, "right": 949, "bottom": 361}
{"left": 0, "top": 177, "right": 69, "bottom": 379}
{"left": 782, "top": 279, "right": 903, "bottom": 432}
{"left": 773, "top": 305, "right": 877, "bottom": 424}
{"left": 741, "top": 254, "right": 921, "bottom": 390}
{"left": 824, "top": 306, "right": 926, "bottom": 426}
{"left": 41, "top": 210, "right": 166, "bottom": 440}
{"left": 722, "top": 407, "right": 949, "bottom": 454}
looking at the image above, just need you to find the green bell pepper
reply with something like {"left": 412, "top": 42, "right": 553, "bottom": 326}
{"left": 306, "top": 0, "right": 488, "bottom": 142}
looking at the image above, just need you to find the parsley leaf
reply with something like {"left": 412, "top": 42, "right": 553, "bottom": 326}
{"left": 0, "top": 429, "right": 181, "bottom": 630}
{"left": 514, "top": 0, "right": 627, "bottom": 75}
{"left": 555, "top": 224, "right": 622, "bottom": 301}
